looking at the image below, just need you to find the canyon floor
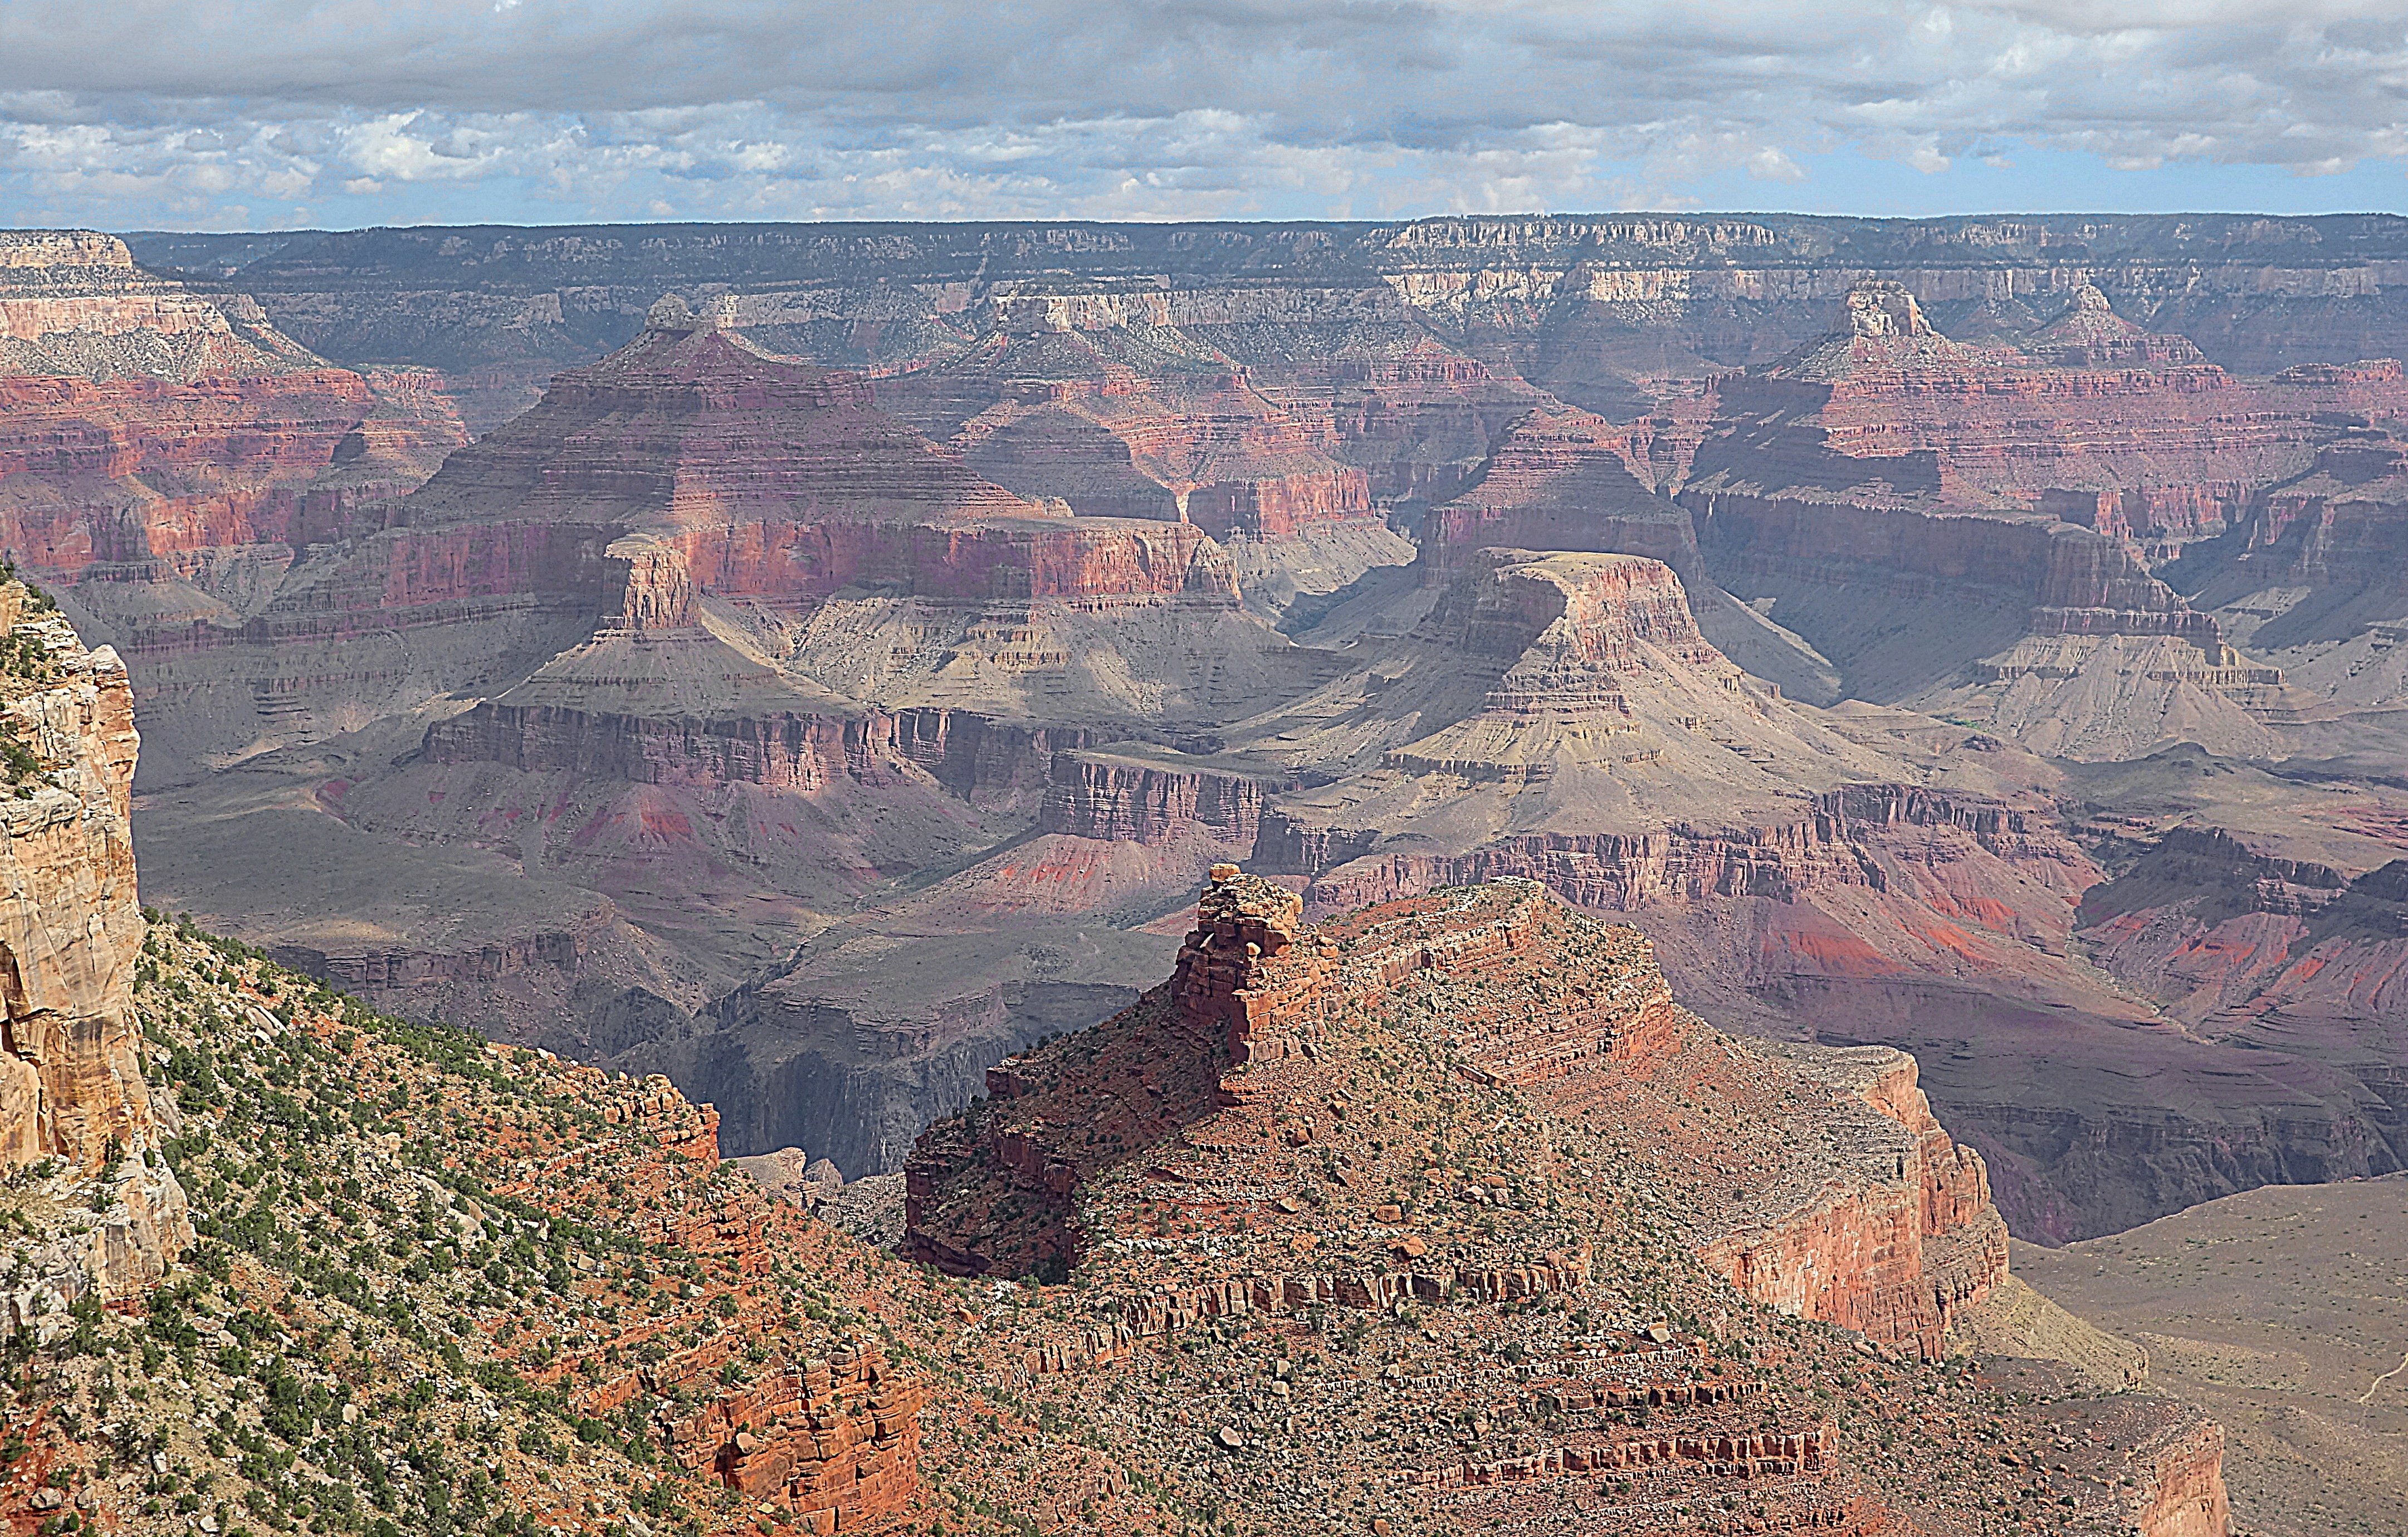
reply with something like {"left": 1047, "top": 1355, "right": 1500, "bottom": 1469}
{"left": 2019, "top": 1176, "right": 2408, "bottom": 1537}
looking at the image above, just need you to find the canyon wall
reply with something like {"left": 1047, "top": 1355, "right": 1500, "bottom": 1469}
{"left": 426, "top": 700, "right": 1094, "bottom": 798}
{"left": 1034, "top": 753, "right": 1266, "bottom": 846}
{"left": 141, "top": 214, "right": 2408, "bottom": 415}
{"left": 0, "top": 580, "right": 189, "bottom": 1319}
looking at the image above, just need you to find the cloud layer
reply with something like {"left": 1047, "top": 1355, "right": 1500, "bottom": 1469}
{"left": 4, "top": 1, "right": 2406, "bottom": 228}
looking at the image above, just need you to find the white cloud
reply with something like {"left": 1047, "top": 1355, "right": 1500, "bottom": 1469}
{"left": 0, "top": 1, "right": 2404, "bottom": 226}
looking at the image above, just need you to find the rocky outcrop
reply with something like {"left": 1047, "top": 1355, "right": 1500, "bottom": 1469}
{"left": 657, "top": 1340, "right": 925, "bottom": 1523}
{"left": 0, "top": 585, "right": 156, "bottom": 1167}
{"left": 908, "top": 873, "right": 2002, "bottom": 1360}
{"left": 1765, "top": 280, "right": 2020, "bottom": 383}
{"left": 2128, "top": 1421, "right": 2231, "bottom": 1537}
{"left": 1035, "top": 754, "right": 1266, "bottom": 846}
{"left": 1380, "top": 549, "right": 1740, "bottom": 782}
{"left": 1699, "top": 1046, "right": 2006, "bottom": 1359}
{"left": 0, "top": 580, "right": 190, "bottom": 1313}
{"left": 602, "top": 533, "right": 696, "bottom": 630}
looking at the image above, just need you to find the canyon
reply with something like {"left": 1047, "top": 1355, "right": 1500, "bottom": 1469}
{"left": 0, "top": 574, "right": 2233, "bottom": 1533}
{"left": 0, "top": 215, "right": 2405, "bottom": 1271}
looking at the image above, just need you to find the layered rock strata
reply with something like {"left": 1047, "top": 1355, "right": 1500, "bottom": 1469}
{"left": 168, "top": 212, "right": 2408, "bottom": 416}
{"left": 0, "top": 233, "right": 466, "bottom": 784}
{"left": 909, "top": 873, "right": 2002, "bottom": 1356}
{"left": 7, "top": 888, "right": 2229, "bottom": 1537}
{"left": 0, "top": 580, "right": 189, "bottom": 1321}
{"left": 1697, "top": 1045, "right": 2006, "bottom": 1359}
{"left": 896, "top": 871, "right": 2223, "bottom": 1534}
{"left": 1421, "top": 406, "right": 1702, "bottom": 581}
{"left": 0, "top": 231, "right": 320, "bottom": 382}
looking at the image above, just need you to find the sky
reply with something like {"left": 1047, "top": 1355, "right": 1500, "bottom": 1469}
{"left": 4, "top": 1, "right": 2407, "bottom": 231}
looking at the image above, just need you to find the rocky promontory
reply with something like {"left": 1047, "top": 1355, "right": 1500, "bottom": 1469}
{"left": 0, "top": 577, "right": 189, "bottom": 1325}
{"left": 901, "top": 868, "right": 2223, "bottom": 1534}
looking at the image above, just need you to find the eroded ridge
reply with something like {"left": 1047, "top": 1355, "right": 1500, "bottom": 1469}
{"left": 910, "top": 873, "right": 1997, "bottom": 1350}
{"left": 900, "top": 870, "right": 2221, "bottom": 1534}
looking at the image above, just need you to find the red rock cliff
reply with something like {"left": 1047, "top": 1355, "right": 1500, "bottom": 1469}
{"left": 1697, "top": 1046, "right": 2008, "bottom": 1359}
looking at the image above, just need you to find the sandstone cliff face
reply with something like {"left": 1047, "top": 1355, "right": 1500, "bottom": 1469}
{"left": 1698, "top": 1046, "right": 2006, "bottom": 1360}
{"left": 0, "top": 580, "right": 190, "bottom": 1313}
{"left": 0, "top": 368, "right": 457, "bottom": 579}
{"left": 0, "top": 585, "right": 155, "bottom": 1167}
{"left": 1693, "top": 492, "right": 2212, "bottom": 630}
{"left": 427, "top": 697, "right": 1091, "bottom": 798}
{"left": 2128, "top": 1420, "right": 2233, "bottom": 1537}
{"left": 1283, "top": 783, "right": 2072, "bottom": 915}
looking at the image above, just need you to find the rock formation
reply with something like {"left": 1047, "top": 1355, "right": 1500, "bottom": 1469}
{"left": 38, "top": 214, "right": 2408, "bottom": 1266}
{"left": 1663, "top": 277, "right": 2341, "bottom": 757}
{"left": 1422, "top": 406, "right": 1702, "bottom": 580}
{"left": 868, "top": 296, "right": 1424, "bottom": 621}
{"left": 0, "top": 231, "right": 321, "bottom": 382}
{"left": 0, "top": 578, "right": 189, "bottom": 1321}
{"left": 907, "top": 874, "right": 2006, "bottom": 1349}
{"left": 0, "top": 876, "right": 2231, "bottom": 1536}
{"left": 898, "top": 870, "right": 2221, "bottom": 1533}
{"left": 2025, "top": 282, "right": 2211, "bottom": 369}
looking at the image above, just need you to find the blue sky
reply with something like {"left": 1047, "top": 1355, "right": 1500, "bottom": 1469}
{"left": 3, "top": 1, "right": 2405, "bottom": 230}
